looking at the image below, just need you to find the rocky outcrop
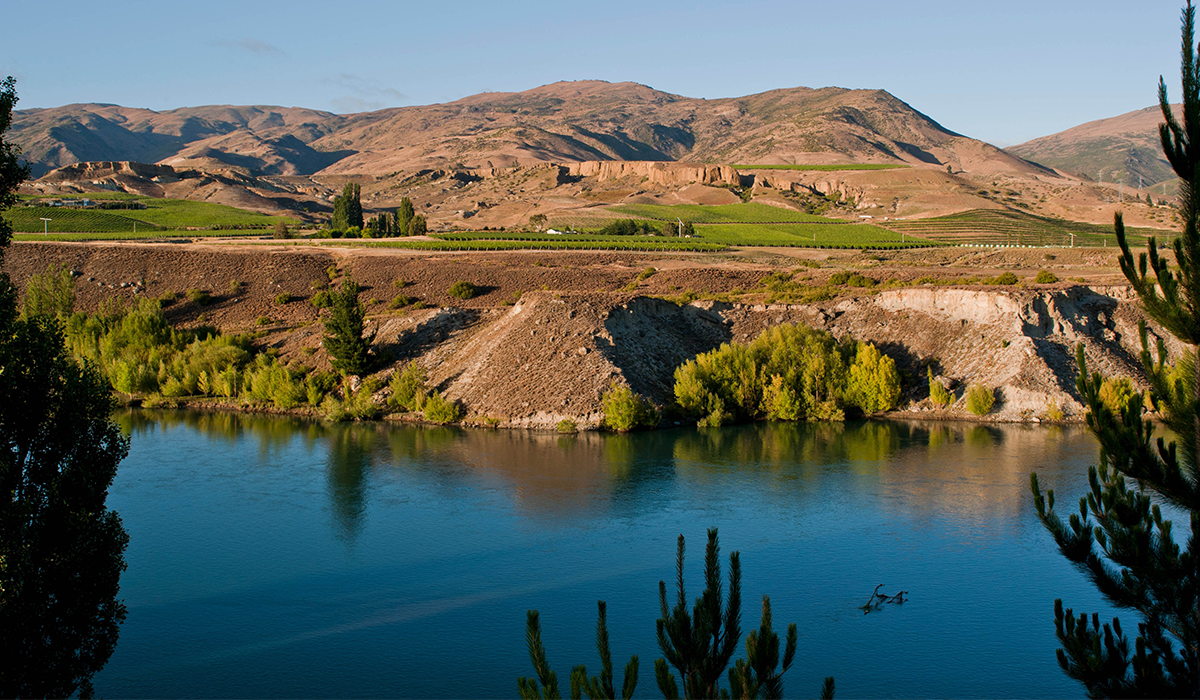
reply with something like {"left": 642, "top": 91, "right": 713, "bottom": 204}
{"left": 566, "top": 161, "right": 741, "bottom": 187}
{"left": 38, "top": 161, "right": 187, "bottom": 183}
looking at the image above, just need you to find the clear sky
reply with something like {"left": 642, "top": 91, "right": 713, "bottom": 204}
{"left": 1, "top": 0, "right": 1186, "bottom": 146}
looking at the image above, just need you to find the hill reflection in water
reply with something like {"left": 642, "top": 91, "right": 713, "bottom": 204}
{"left": 103, "top": 410, "right": 1108, "bottom": 699}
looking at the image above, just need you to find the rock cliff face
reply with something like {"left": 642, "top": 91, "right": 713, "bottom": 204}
{"left": 566, "top": 161, "right": 742, "bottom": 187}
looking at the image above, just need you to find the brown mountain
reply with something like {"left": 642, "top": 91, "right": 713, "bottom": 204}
{"left": 11, "top": 81, "right": 1048, "bottom": 178}
{"left": 1007, "top": 105, "right": 1181, "bottom": 189}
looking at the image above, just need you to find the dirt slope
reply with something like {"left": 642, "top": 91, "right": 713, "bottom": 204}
{"left": 5, "top": 241, "right": 1161, "bottom": 428}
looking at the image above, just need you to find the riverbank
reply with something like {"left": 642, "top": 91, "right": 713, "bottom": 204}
{"left": 6, "top": 241, "right": 1162, "bottom": 428}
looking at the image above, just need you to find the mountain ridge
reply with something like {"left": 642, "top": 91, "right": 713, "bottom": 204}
{"left": 10, "top": 80, "right": 1045, "bottom": 178}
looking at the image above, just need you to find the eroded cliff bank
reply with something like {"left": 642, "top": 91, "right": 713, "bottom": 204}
{"left": 4, "top": 242, "right": 1165, "bottom": 428}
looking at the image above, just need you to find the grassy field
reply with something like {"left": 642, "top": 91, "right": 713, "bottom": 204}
{"left": 881, "top": 208, "right": 1173, "bottom": 247}
{"left": 693, "top": 223, "right": 937, "bottom": 248}
{"left": 609, "top": 202, "right": 839, "bottom": 223}
{"left": 730, "top": 164, "right": 909, "bottom": 172}
{"left": 8, "top": 196, "right": 298, "bottom": 233}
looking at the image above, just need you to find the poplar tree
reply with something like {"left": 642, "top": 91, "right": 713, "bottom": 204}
{"left": 396, "top": 197, "right": 415, "bottom": 235}
{"left": 331, "top": 183, "right": 363, "bottom": 231}
{"left": 1030, "top": 3, "right": 1200, "bottom": 695}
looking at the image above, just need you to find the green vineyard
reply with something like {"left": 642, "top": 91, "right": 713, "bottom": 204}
{"left": 692, "top": 223, "right": 937, "bottom": 248}
{"left": 609, "top": 202, "right": 836, "bottom": 223}
{"left": 880, "top": 208, "right": 1172, "bottom": 247}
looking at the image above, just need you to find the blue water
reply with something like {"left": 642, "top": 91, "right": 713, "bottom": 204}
{"left": 94, "top": 412, "right": 1113, "bottom": 698}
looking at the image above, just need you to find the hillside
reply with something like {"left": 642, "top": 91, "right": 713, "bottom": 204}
{"left": 11, "top": 81, "right": 1049, "bottom": 178}
{"left": 1007, "top": 105, "right": 1181, "bottom": 189}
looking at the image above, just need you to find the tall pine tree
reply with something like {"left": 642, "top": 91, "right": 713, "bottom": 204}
{"left": 1031, "top": 3, "right": 1200, "bottom": 696}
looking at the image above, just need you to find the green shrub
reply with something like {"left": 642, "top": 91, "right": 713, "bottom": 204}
{"left": 674, "top": 323, "right": 856, "bottom": 426}
{"left": 388, "top": 362, "right": 429, "bottom": 412}
{"left": 637, "top": 267, "right": 657, "bottom": 281}
{"left": 846, "top": 342, "right": 901, "bottom": 413}
{"left": 389, "top": 294, "right": 413, "bottom": 309}
{"left": 243, "top": 355, "right": 305, "bottom": 409}
{"left": 229, "top": 279, "right": 245, "bottom": 294}
{"left": 990, "top": 272, "right": 1019, "bottom": 286}
{"left": 601, "top": 383, "right": 659, "bottom": 432}
{"left": 1035, "top": 269, "right": 1059, "bottom": 284}
{"left": 556, "top": 418, "right": 578, "bottom": 434}
{"left": 306, "top": 371, "right": 339, "bottom": 406}
{"left": 1044, "top": 401, "right": 1065, "bottom": 421}
{"left": 326, "top": 265, "right": 339, "bottom": 281}
{"left": 448, "top": 280, "right": 479, "bottom": 300}
{"left": 412, "top": 301, "right": 428, "bottom": 310}
{"left": 21, "top": 263, "right": 75, "bottom": 319}
{"left": 1098, "top": 376, "right": 1137, "bottom": 416}
{"left": 965, "top": 384, "right": 996, "bottom": 416}
{"left": 423, "top": 391, "right": 462, "bottom": 424}
{"left": 256, "top": 316, "right": 271, "bottom": 326}
{"left": 310, "top": 290, "right": 332, "bottom": 309}
{"left": 274, "top": 292, "right": 292, "bottom": 305}
{"left": 928, "top": 367, "right": 953, "bottom": 408}
{"left": 187, "top": 288, "right": 211, "bottom": 306}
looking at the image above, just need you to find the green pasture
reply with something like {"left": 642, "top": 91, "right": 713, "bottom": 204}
{"left": 881, "top": 208, "right": 1173, "bottom": 247}
{"left": 609, "top": 202, "right": 838, "bottom": 223}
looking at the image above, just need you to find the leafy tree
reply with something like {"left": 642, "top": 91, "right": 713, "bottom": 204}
{"left": 396, "top": 197, "right": 415, "bottom": 236}
{"left": 331, "top": 183, "right": 363, "bottom": 231}
{"left": 529, "top": 213, "right": 548, "bottom": 231}
{"left": 272, "top": 220, "right": 291, "bottom": 239}
{"left": 1030, "top": 3, "right": 1200, "bottom": 696}
{"left": 408, "top": 213, "right": 427, "bottom": 236}
{"left": 0, "top": 76, "right": 130, "bottom": 699}
{"left": 322, "top": 279, "right": 376, "bottom": 376}
{"left": 845, "top": 342, "right": 901, "bottom": 414}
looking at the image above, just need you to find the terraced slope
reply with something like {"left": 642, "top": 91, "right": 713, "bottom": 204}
{"left": 880, "top": 208, "right": 1172, "bottom": 247}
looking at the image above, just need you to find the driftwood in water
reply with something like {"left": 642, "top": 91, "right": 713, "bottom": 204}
{"left": 861, "top": 584, "right": 908, "bottom": 614}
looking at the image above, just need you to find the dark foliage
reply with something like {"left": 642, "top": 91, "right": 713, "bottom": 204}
{"left": 1031, "top": 4, "right": 1200, "bottom": 696}
{"left": 0, "top": 76, "right": 129, "bottom": 699}
{"left": 322, "top": 279, "right": 375, "bottom": 376}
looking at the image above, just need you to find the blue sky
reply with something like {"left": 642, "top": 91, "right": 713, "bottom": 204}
{"left": 1, "top": 0, "right": 1185, "bottom": 146}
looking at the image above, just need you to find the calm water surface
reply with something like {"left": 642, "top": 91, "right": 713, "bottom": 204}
{"left": 94, "top": 412, "right": 1113, "bottom": 698}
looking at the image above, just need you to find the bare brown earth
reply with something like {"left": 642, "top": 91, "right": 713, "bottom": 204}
{"left": 3, "top": 241, "right": 1170, "bottom": 429}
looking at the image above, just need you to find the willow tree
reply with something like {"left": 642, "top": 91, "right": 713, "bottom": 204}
{"left": 1030, "top": 3, "right": 1200, "bottom": 695}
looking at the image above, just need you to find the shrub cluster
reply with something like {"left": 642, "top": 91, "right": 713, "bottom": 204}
{"left": 927, "top": 367, "right": 954, "bottom": 408}
{"left": 448, "top": 280, "right": 479, "bottom": 300}
{"left": 601, "top": 383, "right": 659, "bottom": 431}
{"left": 387, "top": 362, "right": 462, "bottom": 423}
{"left": 965, "top": 384, "right": 996, "bottom": 416}
{"left": 673, "top": 323, "right": 901, "bottom": 427}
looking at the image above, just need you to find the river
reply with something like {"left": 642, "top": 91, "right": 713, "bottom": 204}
{"left": 93, "top": 412, "right": 1114, "bottom": 698}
